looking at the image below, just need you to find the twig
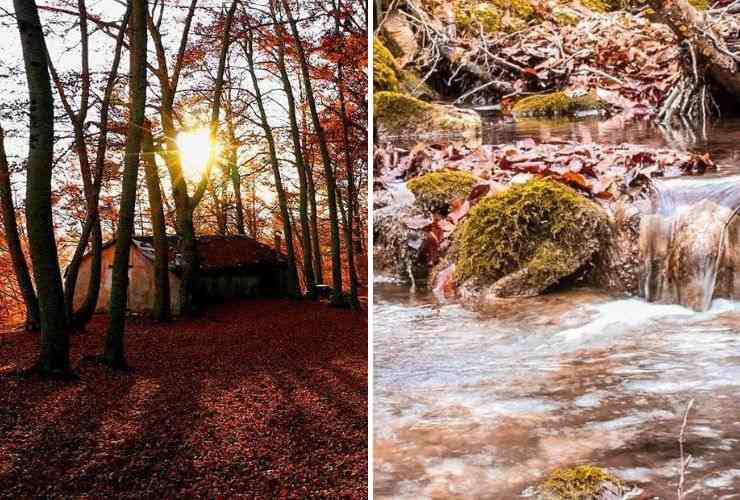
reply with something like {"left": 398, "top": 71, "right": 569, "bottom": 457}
{"left": 677, "top": 398, "right": 695, "bottom": 500}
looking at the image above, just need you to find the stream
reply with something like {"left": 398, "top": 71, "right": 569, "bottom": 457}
{"left": 374, "top": 117, "right": 740, "bottom": 499}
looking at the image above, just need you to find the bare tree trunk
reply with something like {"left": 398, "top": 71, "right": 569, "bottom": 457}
{"left": 14, "top": 0, "right": 70, "bottom": 376}
{"left": 142, "top": 124, "right": 171, "bottom": 322}
{"left": 243, "top": 29, "right": 301, "bottom": 297}
{"left": 104, "top": 0, "right": 148, "bottom": 370}
{"left": 0, "top": 125, "right": 40, "bottom": 330}
{"left": 61, "top": 6, "right": 129, "bottom": 325}
{"left": 271, "top": 1, "right": 317, "bottom": 299}
{"left": 248, "top": 175, "right": 258, "bottom": 238}
{"left": 305, "top": 149, "right": 323, "bottom": 284}
{"left": 227, "top": 122, "right": 246, "bottom": 236}
{"left": 283, "top": 0, "right": 344, "bottom": 305}
{"left": 148, "top": 0, "right": 236, "bottom": 315}
{"left": 334, "top": 0, "right": 360, "bottom": 308}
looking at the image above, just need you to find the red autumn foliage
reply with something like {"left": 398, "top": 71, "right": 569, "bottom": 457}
{"left": 0, "top": 299, "right": 367, "bottom": 498}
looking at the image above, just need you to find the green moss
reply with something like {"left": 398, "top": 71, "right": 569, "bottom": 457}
{"left": 375, "top": 91, "right": 480, "bottom": 135}
{"left": 407, "top": 170, "right": 478, "bottom": 210}
{"left": 553, "top": 6, "right": 580, "bottom": 26}
{"left": 374, "top": 91, "right": 432, "bottom": 132}
{"left": 512, "top": 91, "right": 606, "bottom": 118}
{"left": 453, "top": 0, "right": 535, "bottom": 36}
{"left": 689, "top": 0, "right": 709, "bottom": 9}
{"left": 374, "top": 37, "right": 401, "bottom": 92}
{"left": 581, "top": 0, "right": 623, "bottom": 12}
{"left": 399, "top": 69, "right": 440, "bottom": 100}
{"left": 454, "top": 178, "right": 608, "bottom": 287}
{"left": 543, "top": 465, "right": 624, "bottom": 499}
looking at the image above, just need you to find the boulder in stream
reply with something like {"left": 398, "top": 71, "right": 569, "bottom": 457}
{"left": 454, "top": 178, "right": 610, "bottom": 298}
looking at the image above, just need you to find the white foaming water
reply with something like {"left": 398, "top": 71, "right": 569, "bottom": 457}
{"left": 373, "top": 274, "right": 403, "bottom": 284}
{"left": 554, "top": 297, "right": 739, "bottom": 341}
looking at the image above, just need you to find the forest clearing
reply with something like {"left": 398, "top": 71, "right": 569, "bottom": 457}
{"left": 0, "top": 299, "right": 368, "bottom": 498}
{"left": 374, "top": 0, "right": 740, "bottom": 497}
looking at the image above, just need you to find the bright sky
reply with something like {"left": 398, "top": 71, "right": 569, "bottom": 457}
{"left": 0, "top": 0, "right": 325, "bottom": 214}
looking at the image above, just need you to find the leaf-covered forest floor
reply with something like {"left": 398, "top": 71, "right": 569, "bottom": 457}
{"left": 0, "top": 299, "right": 367, "bottom": 498}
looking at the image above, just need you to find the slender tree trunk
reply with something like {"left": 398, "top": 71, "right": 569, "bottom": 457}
{"left": 305, "top": 152, "right": 323, "bottom": 284}
{"left": 14, "top": 0, "right": 70, "bottom": 375}
{"left": 79, "top": 221, "right": 102, "bottom": 320}
{"left": 231, "top": 156, "right": 246, "bottom": 236}
{"left": 48, "top": 1, "right": 94, "bottom": 324}
{"left": 271, "top": 1, "right": 317, "bottom": 299}
{"left": 334, "top": 24, "right": 360, "bottom": 308}
{"left": 103, "top": 0, "right": 147, "bottom": 370}
{"left": 0, "top": 125, "right": 40, "bottom": 330}
{"left": 142, "top": 124, "right": 171, "bottom": 322}
{"left": 282, "top": 0, "right": 344, "bottom": 305}
{"left": 148, "top": 0, "right": 235, "bottom": 315}
{"left": 243, "top": 31, "right": 300, "bottom": 297}
{"left": 249, "top": 176, "right": 258, "bottom": 238}
{"left": 227, "top": 123, "right": 246, "bottom": 236}
{"left": 63, "top": 7, "right": 129, "bottom": 325}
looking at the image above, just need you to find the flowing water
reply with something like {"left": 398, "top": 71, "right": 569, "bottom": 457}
{"left": 375, "top": 117, "right": 740, "bottom": 498}
{"left": 640, "top": 176, "right": 740, "bottom": 312}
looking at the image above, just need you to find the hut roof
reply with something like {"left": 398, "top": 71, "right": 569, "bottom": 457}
{"left": 93, "top": 235, "right": 286, "bottom": 273}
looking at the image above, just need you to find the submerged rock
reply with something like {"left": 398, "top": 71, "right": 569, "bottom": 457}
{"left": 374, "top": 91, "right": 481, "bottom": 137}
{"left": 540, "top": 465, "right": 629, "bottom": 500}
{"left": 454, "top": 178, "right": 609, "bottom": 298}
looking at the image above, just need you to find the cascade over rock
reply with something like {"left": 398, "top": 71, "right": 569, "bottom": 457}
{"left": 638, "top": 176, "right": 740, "bottom": 311}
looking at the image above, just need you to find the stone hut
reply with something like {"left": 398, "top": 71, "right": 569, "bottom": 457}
{"left": 71, "top": 235, "right": 290, "bottom": 316}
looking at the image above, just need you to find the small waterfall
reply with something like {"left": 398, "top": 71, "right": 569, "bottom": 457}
{"left": 639, "top": 175, "right": 740, "bottom": 311}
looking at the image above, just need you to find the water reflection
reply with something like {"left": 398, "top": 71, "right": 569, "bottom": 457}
{"left": 481, "top": 116, "right": 740, "bottom": 176}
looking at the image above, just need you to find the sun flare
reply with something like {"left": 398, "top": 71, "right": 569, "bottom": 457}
{"left": 176, "top": 127, "right": 215, "bottom": 180}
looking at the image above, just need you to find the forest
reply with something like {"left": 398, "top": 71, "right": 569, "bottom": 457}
{"left": 0, "top": 0, "right": 368, "bottom": 496}
{"left": 373, "top": 0, "right": 740, "bottom": 497}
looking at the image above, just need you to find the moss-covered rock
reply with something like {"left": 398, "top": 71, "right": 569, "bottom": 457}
{"left": 374, "top": 37, "right": 401, "bottom": 92}
{"left": 374, "top": 91, "right": 481, "bottom": 136}
{"left": 542, "top": 465, "right": 626, "bottom": 499}
{"left": 580, "top": 0, "right": 624, "bottom": 12}
{"left": 512, "top": 91, "right": 607, "bottom": 118}
{"left": 454, "top": 178, "right": 608, "bottom": 297}
{"left": 688, "top": 0, "right": 709, "bottom": 9}
{"left": 375, "top": 91, "right": 432, "bottom": 132}
{"left": 453, "top": 0, "right": 535, "bottom": 36}
{"left": 407, "top": 170, "right": 478, "bottom": 211}
{"left": 553, "top": 7, "right": 580, "bottom": 26}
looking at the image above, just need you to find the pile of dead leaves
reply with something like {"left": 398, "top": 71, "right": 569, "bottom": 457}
{"left": 375, "top": 138, "right": 714, "bottom": 201}
{"left": 457, "top": 9, "right": 682, "bottom": 112}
